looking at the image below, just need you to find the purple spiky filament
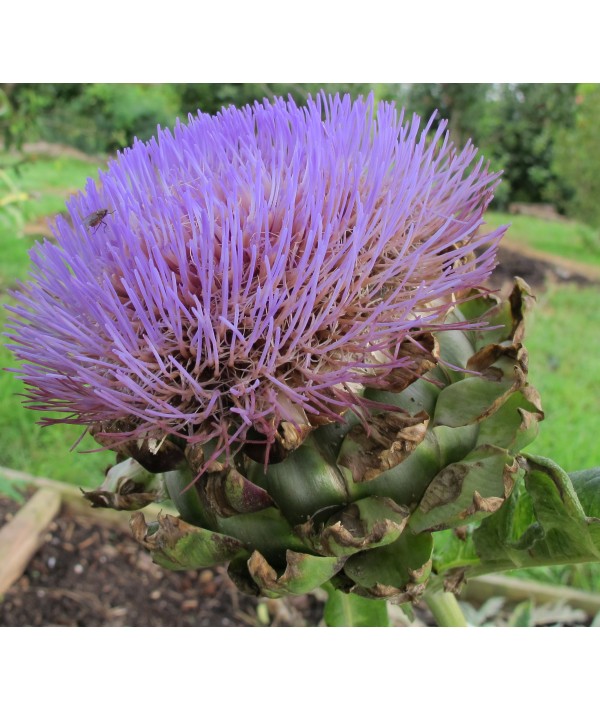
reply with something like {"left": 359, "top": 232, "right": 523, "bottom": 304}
{"left": 6, "top": 93, "right": 506, "bottom": 465}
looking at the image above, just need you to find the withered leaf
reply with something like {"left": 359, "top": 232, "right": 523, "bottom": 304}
{"left": 339, "top": 410, "right": 429, "bottom": 482}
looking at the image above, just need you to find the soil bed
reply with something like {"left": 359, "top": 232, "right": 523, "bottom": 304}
{"left": 486, "top": 244, "right": 599, "bottom": 291}
{"left": 0, "top": 493, "right": 323, "bottom": 627}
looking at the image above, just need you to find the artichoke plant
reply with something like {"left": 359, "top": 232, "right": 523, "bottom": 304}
{"left": 85, "top": 277, "right": 541, "bottom": 611}
{"left": 87, "top": 276, "right": 542, "bottom": 602}
{"left": 8, "top": 93, "right": 598, "bottom": 625}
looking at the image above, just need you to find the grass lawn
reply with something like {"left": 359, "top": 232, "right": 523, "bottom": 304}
{"left": 1, "top": 153, "right": 112, "bottom": 487}
{"left": 485, "top": 211, "right": 600, "bottom": 269}
{"left": 524, "top": 283, "right": 600, "bottom": 472}
{"left": 4, "top": 153, "right": 102, "bottom": 220}
{"left": 0, "top": 154, "right": 104, "bottom": 289}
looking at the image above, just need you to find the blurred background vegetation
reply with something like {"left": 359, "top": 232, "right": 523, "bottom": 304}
{"left": 1, "top": 82, "right": 599, "bottom": 595}
{"left": 3, "top": 82, "right": 600, "bottom": 222}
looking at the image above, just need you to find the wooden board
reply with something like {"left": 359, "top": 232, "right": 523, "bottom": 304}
{"left": 0, "top": 487, "right": 62, "bottom": 595}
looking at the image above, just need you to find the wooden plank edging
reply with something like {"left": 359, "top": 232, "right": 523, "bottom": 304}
{"left": 0, "top": 488, "right": 62, "bottom": 596}
{"left": 464, "top": 574, "right": 600, "bottom": 616}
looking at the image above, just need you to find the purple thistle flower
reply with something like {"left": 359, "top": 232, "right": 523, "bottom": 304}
{"left": 6, "top": 93, "right": 506, "bottom": 466}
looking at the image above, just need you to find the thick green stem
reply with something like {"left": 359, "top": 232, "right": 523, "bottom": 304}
{"left": 437, "top": 553, "right": 600, "bottom": 582}
{"left": 424, "top": 590, "right": 468, "bottom": 627}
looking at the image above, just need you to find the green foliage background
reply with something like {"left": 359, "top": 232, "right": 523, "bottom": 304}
{"left": 2, "top": 82, "right": 594, "bottom": 223}
{"left": 553, "top": 84, "right": 600, "bottom": 227}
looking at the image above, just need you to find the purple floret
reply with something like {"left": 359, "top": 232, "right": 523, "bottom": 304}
{"left": 6, "top": 93, "right": 506, "bottom": 463}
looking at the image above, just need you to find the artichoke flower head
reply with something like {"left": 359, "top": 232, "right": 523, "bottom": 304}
{"left": 7, "top": 93, "right": 542, "bottom": 602}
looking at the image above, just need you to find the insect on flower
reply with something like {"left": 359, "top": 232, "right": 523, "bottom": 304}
{"left": 82, "top": 208, "right": 114, "bottom": 233}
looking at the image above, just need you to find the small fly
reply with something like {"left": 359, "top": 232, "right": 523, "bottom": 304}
{"left": 82, "top": 208, "right": 114, "bottom": 233}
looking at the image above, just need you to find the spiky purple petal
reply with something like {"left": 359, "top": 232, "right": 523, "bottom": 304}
{"left": 6, "top": 93, "right": 506, "bottom": 460}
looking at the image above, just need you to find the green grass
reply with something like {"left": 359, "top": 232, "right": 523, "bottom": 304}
{"left": 0, "top": 154, "right": 105, "bottom": 291}
{"left": 524, "top": 283, "right": 600, "bottom": 472}
{"left": 6, "top": 154, "right": 103, "bottom": 222}
{"left": 485, "top": 211, "right": 600, "bottom": 269}
{"left": 0, "top": 337, "right": 113, "bottom": 488}
{"left": 1, "top": 153, "right": 111, "bottom": 487}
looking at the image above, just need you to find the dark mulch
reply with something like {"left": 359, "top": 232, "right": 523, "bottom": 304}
{"left": 487, "top": 245, "right": 598, "bottom": 291}
{"left": 0, "top": 494, "right": 323, "bottom": 627}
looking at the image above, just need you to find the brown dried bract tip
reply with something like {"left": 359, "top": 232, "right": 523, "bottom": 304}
{"left": 91, "top": 420, "right": 185, "bottom": 473}
{"left": 383, "top": 333, "right": 439, "bottom": 393}
{"left": 339, "top": 410, "right": 430, "bottom": 483}
{"left": 82, "top": 487, "right": 158, "bottom": 511}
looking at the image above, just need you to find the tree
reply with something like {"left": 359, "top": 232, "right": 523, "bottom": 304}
{"left": 480, "top": 83, "right": 577, "bottom": 209}
{"left": 553, "top": 84, "right": 600, "bottom": 226}
{"left": 403, "top": 83, "right": 491, "bottom": 148}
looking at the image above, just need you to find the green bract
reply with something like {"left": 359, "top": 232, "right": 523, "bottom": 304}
{"left": 86, "top": 279, "right": 549, "bottom": 603}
